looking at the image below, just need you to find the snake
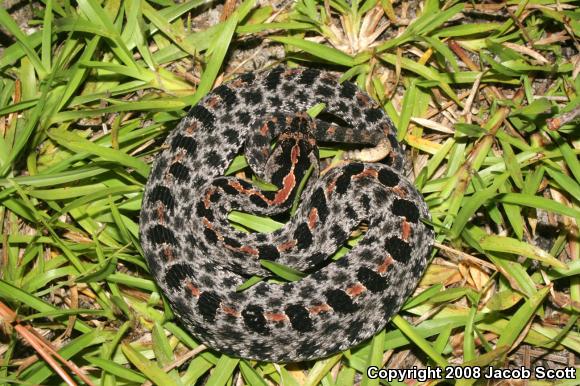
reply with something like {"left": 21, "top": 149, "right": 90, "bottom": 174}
{"left": 139, "top": 66, "right": 434, "bottom": 362}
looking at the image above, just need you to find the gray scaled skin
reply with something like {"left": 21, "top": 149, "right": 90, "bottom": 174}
{"left": 139, "top": 66, "right": 433, "bottom": 362}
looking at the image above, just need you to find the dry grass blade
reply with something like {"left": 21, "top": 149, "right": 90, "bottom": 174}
{"left": 0, "top": 301, "right": 95, "bottom": 386}
{"left": 547, "top": 105, "right": 580, "bottom": 131}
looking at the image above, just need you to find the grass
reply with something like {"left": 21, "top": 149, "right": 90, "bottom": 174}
{"left": 0, "top": 0, "right": 579, "bottom": 385}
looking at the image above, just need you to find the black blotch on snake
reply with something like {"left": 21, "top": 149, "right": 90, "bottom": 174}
{"left": 148, "top": 224, "right": 177, "bottom": 246}
{"left": 325, "top": 289, "right": 358, "bottom": 314}
{"left": 165, "top": 263, "right": 195, "bottom": 292}
{"left": 203, "top": 228, "right": 219, "bottom": 244}
{"left": 330, "top": 224, "right": 348, "bottom": 244}
{"left": 171, "top": 134, "right": 197, "bottom": 154}
{"left": 294, "top": 223, "right": 313, "bottom": 250}
{"left": 378, "top": 168, "right": 399, "bottom": 187}
{"left": 384, "top": 237, "right": 412, "bottom": 263}
{"left": 258, "top": 244, "right": 280, "bottom": 261}
{"left": 357, "top": 267, "right": 388, "bottom": 292}
{"left": 340, "top": 82, "right": 357, "bottom": 99}
{"left": 214, "top": 85, "right": 238, "bottom": 107}
{"left": 149, "top": 185, "right": 174, "bottom": 211}
{"left": 265, "top": 67, "right": 284, "bottom": 89}
{"left": 169, "top": 162, "right": 190, "bottom": 181}
{"left": 196, "top": 202, "right": 214, "bottom": 221}
{"left": 242, "top": 305, "right": 269, "bottom": 334}
{"left": 190, "top": 104, "right": 215, "bottom": 128}
{"left": 364, "top": 108, "right": 383, "bottom": 123}
{"left": 198, "top": 291, "right": 222, "bottom": 322}
{"left": 392, "top": 199, "right": 420, "bottom": 223}
{"left": 299, "top": 68, "right": 320, "bottom": 84}
{"left": 285, "top": 305, "right": 314, "bottom": 332}
{"left": 310, "top": 188, "right": 329, "bottom": 222}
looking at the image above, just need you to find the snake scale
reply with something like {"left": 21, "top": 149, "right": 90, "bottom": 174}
{"left": 140, "top": 66, "right": 433, "bottom": 362}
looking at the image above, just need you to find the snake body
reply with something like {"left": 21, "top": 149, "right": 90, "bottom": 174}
{"left": 140, "top": 67, "right": 433, "bottom": 362}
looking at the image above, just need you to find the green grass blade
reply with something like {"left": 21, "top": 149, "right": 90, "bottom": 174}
{"left": 41, "top": 0, "right": 53, "bottom": 71}
{"left": 260, "top": 260, "right": 306, "bottom": 282}
{"left": 496, "top": 286, "right": 551, "bottom": 355}
{"left": 48, "top": 129, "right": 149, "bottom": 177}
{"left": 304, "top": 353, "right": 342, "bottom": 386}
{"left": 239, "top": 361, "right": 269, "bottom": 386}
{"left": 204, "top": 355, "right": 239, "bottom": 386}
{"left": 498, "top": 193, "right": 580, "bottom": 220}
{"left": 85, "top": 356, "right": 147, "bottom": 383}
{"left": 122, "top": 343, "right": 181, "bottom": 386}
{"left": 0, "top": 8, "right": 46, "bottom": 76}
{"left": 184, "top": 9, "right": 241, "bottom": 106}
{"left": 21, "top": 330, "right": 111, "bottom": 384}
{"left": 0, "top": 279, "right": 92, "bottom": 332}
{"left": 391, "top": 315, "right": 448, "bottom": 368}
{"left": 479, "top": 235, "right": 567, "bottom": 269}
{"left": 360, "top": 329, "right": 385, "bottom": 386}
{"left": 270, "top": 36, "right": 355, "bottom": 66}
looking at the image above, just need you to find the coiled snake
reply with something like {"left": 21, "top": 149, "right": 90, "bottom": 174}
{"left": 140, "top": 66, "right": 433, "bottom": 362}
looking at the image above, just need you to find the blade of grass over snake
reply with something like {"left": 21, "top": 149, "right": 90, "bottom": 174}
{"left": 260, "top": 260, "right": 306, "bottom": 282}
{"left": 228, "top": 211, "right": 284, "bottom": 233}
